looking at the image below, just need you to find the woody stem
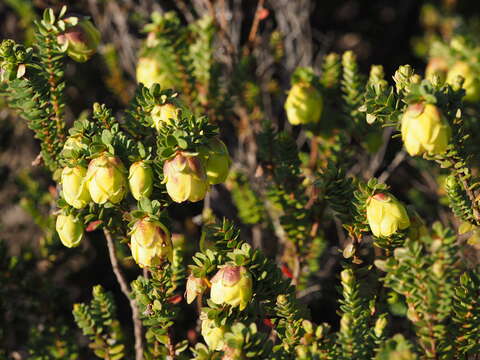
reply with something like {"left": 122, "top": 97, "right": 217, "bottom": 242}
{"left": 104, "top": 229, "right": 144, "bottom": 360}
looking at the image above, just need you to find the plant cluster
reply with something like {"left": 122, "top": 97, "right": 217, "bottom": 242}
{"left": 1, "top": 2, "right": 480, "bottom": 360}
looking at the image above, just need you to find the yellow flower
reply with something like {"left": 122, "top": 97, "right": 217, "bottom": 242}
{"left": 56, "top": 214, "right": 83, "bottom": 248}
{"left": 185, "top": 273, "right": 208, "bottom": 304}
{"left": 57, "top": 18, "right": 100, "bottom": 63}
{"left": 284, "top": 82, "right": 323, "bottom": 125}
{"left": 446, "top": 61, "right": 480, "bottom": 102}
{"left": 200, "top": 312, "right": 228, "bottom": 351}
{"left": 210, "top": 265, "right": 253, "bottom": 310}
{"left": 130, "top": 217, "right": 172, "bottom": 267}
{"left": 128, "top": 161, "right": 153, "bottom": 200}
{"left": 61, "top": 165, "right": 91, "bottom": 209}
{"left": 199, "top": 138, "right": 231, "bottom": 185}
{"left": 136, "top": 57, "right": 177, "bottom": 89}
{"left": 163, "top": 152, "right": 209, "bottom": 203}
{"left": 86, "top": 153, "right": 128, "bottom": 204}
{"left": 366, "top": 193, "right": 410, "bottom": 237}
{"left": 151, "top": 103, "right": 179, "bottom": 131}
{"left": 401, "top": 103, "right": 451, "bottom": 156}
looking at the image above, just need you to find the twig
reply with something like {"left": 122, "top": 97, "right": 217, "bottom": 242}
{"left": 175, "top": 0, "right": 195, "bottom": 23}
{"left": 104, "top": 229, "right": 144, "bottom": 360}
{"left": 460, "top": 177, "right": 480, "bottom": 221}
{"left": 245, "top": 0, "right": 266, "bottom": 54}
{"left": 166, "top": 327, "right": 176, "bottom": 360}
{"left": 378, "top": 150, "right": 407, "bottom": 184}
{"left": 296, "top": 284, "right": 321, "bottom": 299}
{"left": 365, "top": 127, "right": 394, "bottom": 178}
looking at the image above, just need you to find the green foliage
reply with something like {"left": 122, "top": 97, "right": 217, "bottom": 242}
{"left": 2, "top": 3, "right": 480, "bottom": 360}
{"left": 229, "top": 171, "right": 265, "bottom": 225}
{"left": 73, "top": 285, "right": 126, "bottom": 359}
{"left": 375, "top": 223, "right": 461, "bottom": 358}
{"left": 341, "top": 51, "right": 366, "bottom": 126}
{"left": 222, "top": 323, "right": 273, "bottom": 359}
{"left": 451, "top": 269, "right": 480, "bottom": 356}
{"left": 335, "top": 268, "right": 376, "bottom": 359}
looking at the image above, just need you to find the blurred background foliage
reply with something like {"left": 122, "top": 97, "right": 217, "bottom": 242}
{"left": 2, "top": 0, "right": 480, "bottom": 358}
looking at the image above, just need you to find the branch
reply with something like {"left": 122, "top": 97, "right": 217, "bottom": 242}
{"left": 166, "top": 327, "right": 176, "bottom": 360}
{"left": 104, "top": 229, "right": 144, "bottom": 360}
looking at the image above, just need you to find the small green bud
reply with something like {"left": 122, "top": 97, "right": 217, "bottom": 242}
{"left": 284, "top": 82, "right": 323, "bottom": 125}
{"left": 210, "top": 265, "right": 253, "bottom": 311}
{"left": 401, "top": 103, "right": 451, "bottom": 156}
{"left": 393, "top": 65, "right": 415, "bottom": 93}
{"left": 128, "top": 161, "right": 153, "bottom": 200}
{"left": 185, "top": 273, "right": 208, "bottom": 304}
{"left": 86, "top": 153, "right": 128, "bottom": 204}
{"left": 340, "top": 268, "right": 354, "bottom": 285}
{"left": 151, "top": 103, "right": 179, "bottom": 131}
{"left": 425, "top": 57, "right": 448, "bottom": 84}
{"left": 446, "top": 61, "right": 480, "bottom": 102}
{"left": 302, "top": 319, "right": 314, "bottom": 334}
{"left": 315, "top": 323, "right": 330, "bottom": 339}
{"left": 56, "top": 214, "right": 83, "bottom": 248}
{"left": 163, "top": 152, "right": 209, "bottom": 203}
{"left": 61, "top": 165, "right": 91, "bottom": 209}
{"left": 62, "top": 135, "right": 87, "bottom": 157}
{"left": 200, "top": 312, "right": 228, "bottom": 351}
{"left": 58, "top": 18, "right": 100, "bottom": 63}
{"left": 366, "top": 193, "right": 410, "bottom": 237}
{"left": 199, "top": 137, "right": 231, "bottom": 185}
{"left": 374, "top": 316, "right": 388, "bottom": 338}
{"left": 406, "top": 306, "right": 420, "bottom": 322}
{"left": 130, "top": 217, "right": 172, "bottom": 267}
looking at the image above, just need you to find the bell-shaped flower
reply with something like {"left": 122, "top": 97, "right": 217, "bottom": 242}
{"left": 163, "top": 152, "right": 209, "bottom": 203}
{"left": 366, "top": 193, "right": 410, "bottom": 237}
{"left": 130, "top": 217, "right": 172, "bottom": 267}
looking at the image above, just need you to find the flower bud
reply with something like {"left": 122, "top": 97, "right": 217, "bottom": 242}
{"left": 57, "top": 18, "right": 100, "bottom": 63}
{"left": 199, "top": 138, "right": 231, "bottom": 185}
{"left": 366, "top": 193, "right": 410, "bottom": 237}
{"left": 151, "top": 103, "right": 179, "bottom": 131}
{"left": 86, "top": 153, "right": 128, "bottom": 204}
{"left": 295, "top": 346, "right": 309, "bottom": 359}
{"left": 401, "top": 103, "right": 451, "bottom": 156}
{"left": 210, "top": 265, "right": 253, "bottom": 310}
{"left": 62, "top": 135, "right": 87, "bottom": 157}
{"left": 163, "top": 152, "right": 209, "bottom": 203}
{"left": 130, "top": 217, "right": 172, "bottom": 267}
{"left": 301, "top": 319, "right": 314, "bottom": 334}
{"left": 425, "top": 57, "right": 448, "bottom": 83}
{"left": 56, "top": 214, "right": 83, "bottom": 248}
{"left": 61, "top": 165, "right": 91, "bottom": 209}
{"left": 446, "top": 61, "right": 480, "bottom": 102}
{"left": 374, "top": 316, "right": 388, "bottom": 338}
{"left": 284, "top": 82, "right": 323, "bottom": 125}
{"left": 340, "top": 268, "right": 354, "bottom": 286}
{"left": 200, "top": 312, "right": 228, "bottom": 351}
{"left": 185, "top": 273, "right": 208, "bottom": 304}
{"left": 128, "top": 161, "right": 153, "bottom": 200}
